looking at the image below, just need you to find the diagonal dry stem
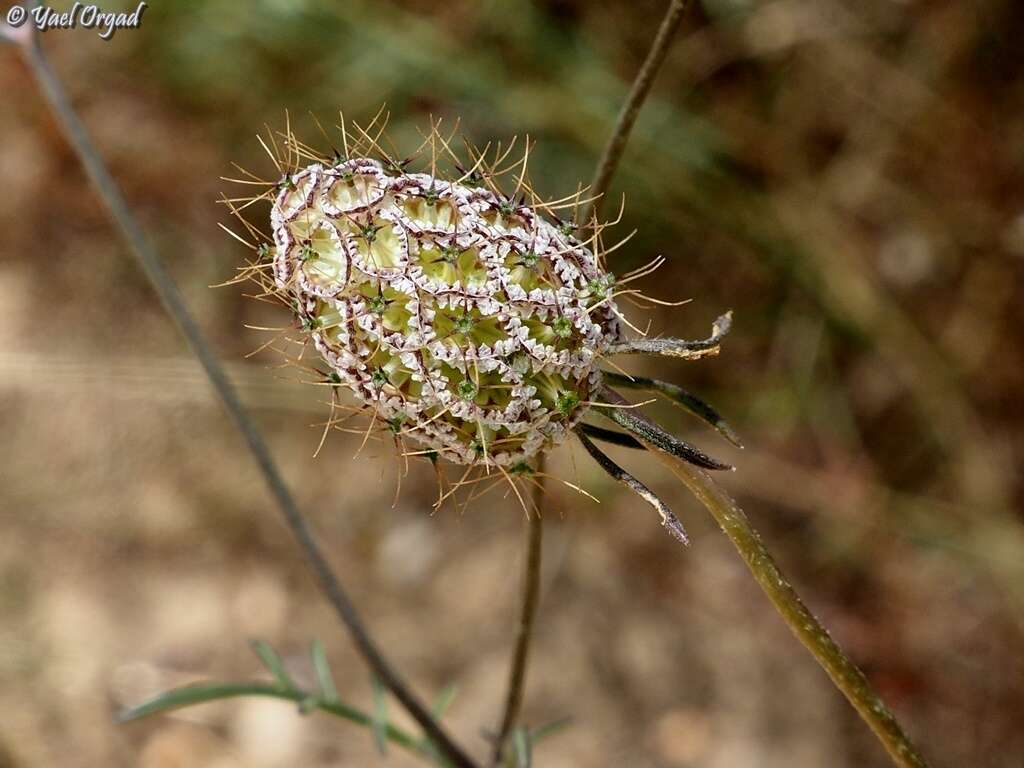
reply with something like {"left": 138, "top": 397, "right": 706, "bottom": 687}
{"left": 7, "top": 27, "right": 478, "bottom": 768}
{"left": 596, "top": 393, "right": 929, "bottom": 764}
{"left": 568, "top": 0, "right": 931, "bottom": 758}
{"left": 656, "top": 452, "right": 930, "bottom": 768}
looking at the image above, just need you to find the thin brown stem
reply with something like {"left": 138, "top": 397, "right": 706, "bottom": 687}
{"left": 479, "top": 30, "right": 693, "bottom": 725}
{"left": 578, "top": 0, "right": 689, "bottom": 230}
{"left": 491, "top": 457, "right": 545, "bottom": 766}
{"left": 9, "top": 28, "right": 477, "bottom": 768}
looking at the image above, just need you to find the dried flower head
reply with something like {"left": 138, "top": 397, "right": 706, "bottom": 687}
{"left": 223, "top": 113, "right": 736, "bottom": 539}
{"left": 270, "top": 156, "right": 619, "bottom": 467}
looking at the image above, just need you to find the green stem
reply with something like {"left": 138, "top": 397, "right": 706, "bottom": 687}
{"left": 119, "top": 682, "right": 428, "bottom": 758}
{"left": 577, "top": 1, "right": 929, "bottom": 762}
{"left": 654, "top": 452, "right": 930, "bottom": 768}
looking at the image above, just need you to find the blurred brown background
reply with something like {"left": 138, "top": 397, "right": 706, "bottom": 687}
{"left": 2, "top": 0, "right": 1023, "bottom": 766}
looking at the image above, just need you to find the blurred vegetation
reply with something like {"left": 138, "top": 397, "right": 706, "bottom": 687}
{"left": 2, "top": 1, "right": 1023, "bottom": 766}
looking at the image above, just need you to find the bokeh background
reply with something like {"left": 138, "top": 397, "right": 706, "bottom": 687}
{"left": 2, "top": 1, "right": 1023, "bottom": 766}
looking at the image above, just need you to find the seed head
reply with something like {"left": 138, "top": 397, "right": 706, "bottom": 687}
{"left": 269, "top": 157, "right": 621, "bottom": 467}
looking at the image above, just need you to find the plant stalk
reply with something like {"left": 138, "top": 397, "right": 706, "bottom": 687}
{"left": 655, "top": 452, "right": 930, "bottom": 768}
{"left": 578, "top": 1, "right": 930, "bottom": 762}
{"left": 492, "top": 459, "right": 546, "bottom": 766}
{"left": 10, "top": 28, "right": 478, "bottom": 768}
{"left": 488, "top": 0, "right": 690, "bottom": 725}
{"left": 119, "top": 682, "right": 428, "bottom": 758}
{"left": 579, "top": 0, "right": 690, "bottom": 229}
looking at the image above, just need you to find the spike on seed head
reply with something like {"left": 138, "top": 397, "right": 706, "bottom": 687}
{"left": 555, "top": 390, "right": 580, "bottom": 416}
{"left": 454, "top": 313, "right": 474, "bottom": 335}
{"left": 456, "top": 379, "right": 478, "bottom": 401}
{"left": 551, "top": 316, "right": 573, "bottom": 338}
{"left": 440, "top": 244, "right": 461, "bottom": 264}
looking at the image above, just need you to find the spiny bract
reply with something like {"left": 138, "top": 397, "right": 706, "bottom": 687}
{"left": 270, "top": 157, "right": 621, "bottom": 467}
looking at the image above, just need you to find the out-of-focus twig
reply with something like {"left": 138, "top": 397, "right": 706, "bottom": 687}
{"left": 5, "top": 25, "right": 478, "bottom": 768}
{"left": 579, "top": 0, "right": 689, "bottom": 229}
{"left": 491, "top": 458, "right": 545, "bottom": 766}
